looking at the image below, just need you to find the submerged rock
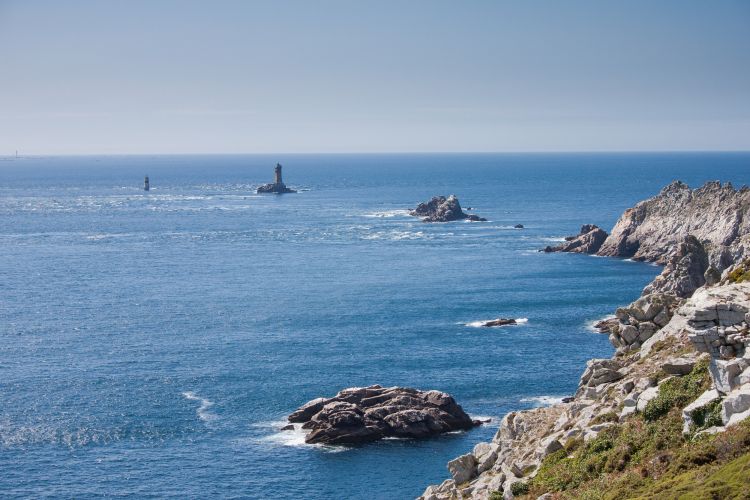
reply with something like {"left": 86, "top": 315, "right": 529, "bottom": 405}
{"left": 288, "top": 385, "right": 480, "bottom": 445}
{"left": 410, "top": 195, "right": 486, "bottom": 222}
{"left": 543, "top": 224, "right": 608, "bottom": 254}
{"left": 481, "top": 318, "right": 518, "bottom": 327}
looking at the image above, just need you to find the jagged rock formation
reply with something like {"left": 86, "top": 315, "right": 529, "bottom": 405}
{"left": 410, "top": 195, "right": 487, "bottom": 222}
{"left": 642, "top": 235, "right": 709, "bottom": 297}
{"left": 286, "top": 385, "right": 479, "bottom": 445}
{"left": 597, "top": 181, "right": 750, "bottom": 267}
{"left": 421, "top": 180, "right": 750, "bottom": 500}
{"left": 542, "top": 224, "right": 608, "bottom": 254}
{"left": 257, "top": 163, "right": 297, "bottom": 194}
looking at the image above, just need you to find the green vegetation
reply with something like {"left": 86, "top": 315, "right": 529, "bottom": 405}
{"left": 643, "top": 359, "right": 710, "bottom": 422}
{"left": 727, "top": 259, "right": 750, "bottom": 284}
{"left": 591, "top": 411, "right": 620, "bottom": 425}
{"left": 518, "top": 360, "right": 750, "bottom": 499}
{"left": 510, "top": 481, "right": 529, "bottom": 496}
{"left": 691, "top": 399, "right": 723, "bottom": 431}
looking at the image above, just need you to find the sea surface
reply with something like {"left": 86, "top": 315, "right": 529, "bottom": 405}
{"left": 1, "top": 153, "right": 748, "bottom": 499}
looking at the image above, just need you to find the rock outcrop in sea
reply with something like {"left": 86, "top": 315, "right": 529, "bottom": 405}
{"left": 411, "top": 195, "right": 487, "bottom": 222}
{"left": 287, "top": 385, "right": 480, "bottom": 445}
{"left": 257, "top": 163, "right": 297, "bottom": 194}
{"left": 542, "top": 224, "right": 608, "bottom": 254}
{"left": 421, "top": 180, "right": 750, "bottom": 499}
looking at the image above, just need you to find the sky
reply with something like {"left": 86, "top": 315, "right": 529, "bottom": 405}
{"left": 0, "top": 0, "right": 749, "bottom": 154}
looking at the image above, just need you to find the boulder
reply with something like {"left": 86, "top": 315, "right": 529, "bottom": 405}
{"left": 662, "top": 358, "right": 696, "bottom": 376}
{"left": 543, "top": 224, "right": 608, "bottom": 254}
{"left": 410, "top": 195, "right": 486, "bottom": 222}
{"left": 448, "top": 453, "right": 478, "bottom": 484}
{"left": 578, "top": 359, "right": 624, "bottom": 389}
{"left": 682, "top": 389, "right": 721, "bottom": 434}
{"left": 592, "top": 317, "right": 618, "bottom": 334}
{"left": 722, "top": 385, "right": 750, "bottom": 426}
{"left": 287, "top": 385, "right": 479, "bottom": 445}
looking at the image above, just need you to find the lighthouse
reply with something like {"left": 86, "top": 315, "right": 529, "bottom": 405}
{"left": 257, "top": 163, "right": 296, "bottom": 194}
{"left": 274, "top": 163, "right": 283, "bottom": 184}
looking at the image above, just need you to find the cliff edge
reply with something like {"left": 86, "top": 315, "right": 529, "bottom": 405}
{"left": 421, "top": 181, "right": 750, "bottom": 499}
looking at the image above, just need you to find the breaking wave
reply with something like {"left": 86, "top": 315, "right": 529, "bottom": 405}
{"left": 182, "top": 391, "right": 217, "bottom": 422}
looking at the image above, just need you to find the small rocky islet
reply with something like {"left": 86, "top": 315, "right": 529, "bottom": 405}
{"left": 285, "top": 385, "right": 481, "bottom": 445}
{"left": 410, "top": 195, "right": 487, "bottom": 222}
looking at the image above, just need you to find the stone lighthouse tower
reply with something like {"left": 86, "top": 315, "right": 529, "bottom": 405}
{"left": 257, "top": 163, "right": 296, "bottom": 194}
{"left": 274, "top": 163, "right": 283, "bottom": 185}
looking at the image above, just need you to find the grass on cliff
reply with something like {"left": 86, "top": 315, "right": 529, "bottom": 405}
{"left": 515, "top": 360, "right": 750, "bottom": 499}
{"left": 726, "top": 259, "right": 750, "bottom": 284}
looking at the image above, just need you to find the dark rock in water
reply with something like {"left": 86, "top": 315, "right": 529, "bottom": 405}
{"left": 514, "top": 224, "right": 524, "bottom": 229}
{"left": 280, "top": 424, "right": 295, "bottom": 431}
{"left": 543, "top": 224, "right": 608, "bottom": 254}
{"left": 593, "top": 317, "right": 618, "bottom": 334}
{"left": 561, "top": 396, "right": 575, "bottom": 403}
{"left": 257, "top": 163, "right": 297, "bottom": 194}
{"left": 410, "top": 195, "right": 486, "bottom": 223}
{"left": 288, "top": 385, "right": 479, "bottom": 445}
{"left": 481, "top": 318, "right": 517, "bottom": 327}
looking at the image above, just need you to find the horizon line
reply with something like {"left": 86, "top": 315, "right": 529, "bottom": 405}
{"left": 3, "top": 149, "right": 750, "bottom": 158}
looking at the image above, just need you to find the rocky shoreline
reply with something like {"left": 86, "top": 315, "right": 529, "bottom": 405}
{"left": 420, "top": 181, "right": 750, "bottom": 499}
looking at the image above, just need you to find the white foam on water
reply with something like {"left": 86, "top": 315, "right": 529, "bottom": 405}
{"left": 520, "top": 395, "right": 566, "bottom": 407}
{"left": 464, "top": 318, "right": 528, "bottom": 328}
{"left": 541, "top": 236, "right": 567, "bottom": 242}
{"left": 362, "top": 209, "right": 411, "bottom": 218}
{"left": 256, "top": 420, "right": 349, "bottom": 452}
{"left": 362, "top": 230, "right": 427, "bottom": 241}
{"left": 182, "top": 391, "right": 217, "bottom": 422}
{"left": 585, "top": 316, "right": 615, "bottom": 333}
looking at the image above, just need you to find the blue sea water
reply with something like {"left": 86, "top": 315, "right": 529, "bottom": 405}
{"left": 1, "top": 152, "right": 748, "bottom": 499}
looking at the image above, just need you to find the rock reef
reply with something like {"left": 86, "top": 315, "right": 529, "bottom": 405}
{"left": 411, "top": 195, "right": 487, "bottom": 222}
{"left": 543, "top": 224, "right": 608, "bottom": 254}
{"left": 287, "top": 385, "right": 480, "bottom": 445}
{"left": 480, "top": 318, "right": 517, "bottom": 328}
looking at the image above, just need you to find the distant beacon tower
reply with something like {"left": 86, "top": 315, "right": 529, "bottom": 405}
{"left": 144, "top": 176, "right": 150, "bottom": 191}
{"left": 274, "top": 163, "right": 283, "bottom": 185}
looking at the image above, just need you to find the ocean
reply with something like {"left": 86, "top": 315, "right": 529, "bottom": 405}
{"left": 1, "top": 152, "right": 748, "bottom": 498}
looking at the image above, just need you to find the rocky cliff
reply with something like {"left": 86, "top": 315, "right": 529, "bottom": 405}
{"left": 421, "top": 181, "right": 750, "bottom": 500}
{"left": 597, "top": 181, "right": 750, "bottom": 267}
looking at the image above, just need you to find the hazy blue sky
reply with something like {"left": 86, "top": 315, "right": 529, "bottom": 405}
{"left": 1, "top": 0, "right": 748, "bottom": 154}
